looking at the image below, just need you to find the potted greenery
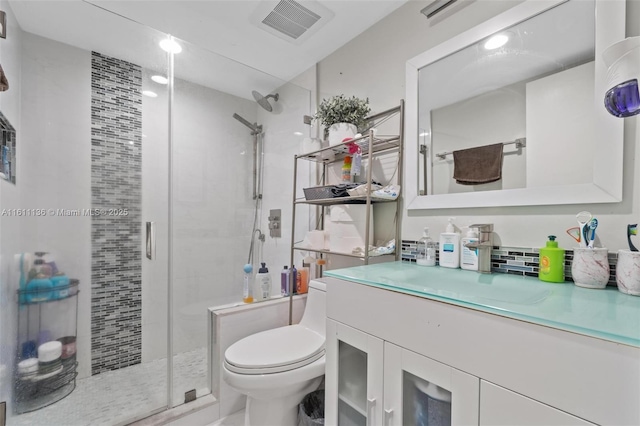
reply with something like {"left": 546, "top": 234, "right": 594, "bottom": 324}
{"left": 314, "top": 95, "right": 371, "bottom": 146}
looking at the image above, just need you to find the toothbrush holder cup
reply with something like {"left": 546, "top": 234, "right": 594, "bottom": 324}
{"left": 616, "top": 249, "right": 640, "bottom": 296}
{"left": 571, "top": 248, "right": 610, "bottom": 289}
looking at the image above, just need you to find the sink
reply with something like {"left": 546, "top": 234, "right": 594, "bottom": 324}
{"left": 357, "top": 264, "right": 553, "bottom": 307}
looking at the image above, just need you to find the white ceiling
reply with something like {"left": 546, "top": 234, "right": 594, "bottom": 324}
{"left": 9, "top": 0, "right": 408, "bottom": 100}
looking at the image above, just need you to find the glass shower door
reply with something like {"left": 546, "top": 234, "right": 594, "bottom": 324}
{"left": 0, "top": 1, "right": 171, "bottom": 424}
{"left": 170, "top": 36, "right": 312, "bottom": 408}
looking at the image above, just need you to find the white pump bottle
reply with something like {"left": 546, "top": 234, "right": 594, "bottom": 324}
{"left": 439, "top": 218, "right": 460, "bottom": 268}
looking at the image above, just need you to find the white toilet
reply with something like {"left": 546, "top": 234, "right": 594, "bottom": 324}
{"left": 222, "top": 279, "right": 327, "bottom": 426}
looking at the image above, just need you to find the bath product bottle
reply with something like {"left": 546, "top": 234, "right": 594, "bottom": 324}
{"left": 50, "top": 272, "right": 70, "bottom": 299}
{"left": 439, "top": 218, "right": 460, "bottom": 268}
{"left": 242, "top": 264, "right": 253, "bottom": 303}
{"left": 297, "top": 263, "right": 310, "bottom": 294}
{"left": 460, "top": 228, "right": 479, "bottom": 271}
{"left": 25, "top": 274, "right": 53, "bottom": 303}
{"left": 316, "top": 258, "right": 326, "bottom": 278}
{"left": 539, "top": 235, "right": 565, "bottom": 283}
{"left": 417, "top": 227, "right": 437, "bottom": 266}
{"left": 281, "top": 265, "right": 290, "bottom": 296}
{"left": 290, "top": 265, "right": 298, "bottom": 295}
{"left": 254, "top": 262, "right": 271, "bottom": 302}
{"left": 341, "top": 156, "right": 353, "bottom": 183}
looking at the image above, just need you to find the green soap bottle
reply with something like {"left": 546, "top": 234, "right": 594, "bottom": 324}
{"left": 539, "top": 235, "right": 565, "bottom": 283}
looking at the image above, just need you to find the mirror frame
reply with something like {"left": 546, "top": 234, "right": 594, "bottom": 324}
{"left": 405, "top": 0, "right": 625, "bottom": 210}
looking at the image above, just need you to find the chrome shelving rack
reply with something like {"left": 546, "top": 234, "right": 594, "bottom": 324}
{"left": 288, "top": 101, "right": 404, "bottom": 303}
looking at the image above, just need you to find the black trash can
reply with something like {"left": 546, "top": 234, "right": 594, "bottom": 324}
{"left": 298, "top": 389, "right": 325, "bottom": 426}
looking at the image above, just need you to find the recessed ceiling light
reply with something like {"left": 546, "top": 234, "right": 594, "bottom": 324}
{"left": 484, "top": 34, "right": 509, "bottom": 50}
{"left": 142, "top": 90, "right": 158, "bottom": 98}
{"left": 151, "top": 75, "right": 168, "bottom": 85}
{"left": 293, "top": 131, "right": 303, "bottom": 136}
{"left": 159, "top": 38, "right": 182, "bottom": 54}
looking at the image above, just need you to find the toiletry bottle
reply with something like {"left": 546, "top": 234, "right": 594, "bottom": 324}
{"left": 297, "top": 263, "right": 310, "bottom": 294}
{"left": 316, "top": 258, "right": 326, "bottom": 278}
{"left": 539, "top": 235, "right": 565, "bottom": 283}
{"left": 242, "top": 264, "right": 253, "bottom": 303}
{"left": 280, "top": 265, "right": 290, "bottom": 296}
{"left": 25, "top": 274, "right": 53, "bottom": 303}
{"left": 341, "top": 156, "right": 353, "bottom": 183}
{"left": 50, "top": 272, "right": 70, "bottom": 299}
{"left": 290, "top": 265, "right": 298, "bottom": 295}
{"left": 460, "top": 228, "right": 479, "bottom": 271}
{"left": 254, "top": 262, "right": 271, "bottom": 302}
{"left": 417, "top": 227, "right": 437, "bottom": 266}
{"left": 439, "top": 218, "right": 460, "bottom": 268}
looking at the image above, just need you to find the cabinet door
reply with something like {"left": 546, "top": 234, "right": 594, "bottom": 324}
{"left": 384, "top": 342, "right": 479, "bottom": 426}
{"left": 326, "top": 319, "right": 384, "bottom": 426}
{"left": 480, "top": 381, "right": 595, "bottom": 426}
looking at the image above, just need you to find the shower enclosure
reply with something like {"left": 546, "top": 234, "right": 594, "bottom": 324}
{"left": 0, "top": 0, "right": 311, "bottom": 424}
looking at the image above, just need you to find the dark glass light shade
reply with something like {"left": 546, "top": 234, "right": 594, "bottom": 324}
{"left": 604, "top": 79, "right": 640, "bottom": 118}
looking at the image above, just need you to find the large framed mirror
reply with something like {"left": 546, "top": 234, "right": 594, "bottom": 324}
{"left": 405, "top": 0, "right": 625, "bottom": 209}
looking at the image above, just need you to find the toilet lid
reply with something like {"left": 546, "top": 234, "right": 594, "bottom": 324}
{"left": 225, "top": 325, "right": 325, "bottom": 374}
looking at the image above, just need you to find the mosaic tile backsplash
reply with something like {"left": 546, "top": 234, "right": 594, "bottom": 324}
{"left": 401, "top": 240, "right": 618, "bottom": 286}
{"left": 91, "top": 52, "right": 142, "bottom": 374}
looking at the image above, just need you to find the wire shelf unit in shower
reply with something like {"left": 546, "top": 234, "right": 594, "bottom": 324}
{"left": 14, "top": 280, "right": 79, "bottom": 414}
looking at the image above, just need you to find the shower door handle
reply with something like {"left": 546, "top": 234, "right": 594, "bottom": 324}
{"left": 146, "top": 221, "right": 156, "bottom": 260}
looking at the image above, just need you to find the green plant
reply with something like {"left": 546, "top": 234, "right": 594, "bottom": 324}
{"left": 314, "top": 95, "right": 371, "bottom": 129}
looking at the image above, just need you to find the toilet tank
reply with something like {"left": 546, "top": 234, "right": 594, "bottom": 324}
{"left": 299, "top": 279, "right": 326, "bottom": 337}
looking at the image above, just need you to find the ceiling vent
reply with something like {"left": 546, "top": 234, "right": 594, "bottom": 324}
{"left": 250, "top": 0, "right": 334, "bottom": 45}
{"left": 420, "top": 0, "right": 475, "bottom": 25}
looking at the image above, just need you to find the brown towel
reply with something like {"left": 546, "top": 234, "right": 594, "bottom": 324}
{"left": 0, "top": 64, "right": 8, "bottom": 92}
{"left": 452, "top": 143, "right": 504, "bottom": 185}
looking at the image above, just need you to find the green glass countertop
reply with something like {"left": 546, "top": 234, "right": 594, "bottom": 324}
{"left": 324, "top": 261, "right": 640, "bottom": 348}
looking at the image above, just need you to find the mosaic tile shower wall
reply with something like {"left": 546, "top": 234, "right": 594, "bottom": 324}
{"left": 90, "top": 52, "right": 142, "bottom": 374}
{"left": 402, "top": 240, "right": 618, "bottom": 286}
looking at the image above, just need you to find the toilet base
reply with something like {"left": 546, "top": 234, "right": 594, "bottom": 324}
{"left": 244, "top": 376, "right": 323, "bottom": 426}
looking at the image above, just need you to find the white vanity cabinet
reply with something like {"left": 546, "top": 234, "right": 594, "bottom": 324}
{"left": 325, "top": 320, "right": 383, "bottom": 426}
{"left": 324, "top": 275, "right": 640, "bottom": 426}
{"left": 383, "top": 342, "right": 479, "bottom": 426}
{"left": 479, "top": 381, "right": 594, "bottom": 426}
{"left": 325, "top": 321, "right": 479, "bottom": 426}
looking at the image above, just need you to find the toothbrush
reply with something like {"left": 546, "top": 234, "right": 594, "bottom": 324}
{"left": 587, "top": 218, "right": 598, "bottom": 248}
{"left": 628, "top": 224, "right": 638, "bottom": 252}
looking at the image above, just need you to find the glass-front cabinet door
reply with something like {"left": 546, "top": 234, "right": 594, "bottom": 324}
{"left": 383, "top": 342, "right": 479, "bottom": 426}
{"left": 326, "top": 319, "right": 384, "bottom": 426}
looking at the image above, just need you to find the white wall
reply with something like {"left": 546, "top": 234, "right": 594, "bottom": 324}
{"left": 526, "top": 62, "right": 595, "bottom": 187}
{"left": 316, "top": 0, "right": 640, "bottom": 251}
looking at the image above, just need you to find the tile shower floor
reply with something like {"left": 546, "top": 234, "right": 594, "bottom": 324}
{"left": 10, "top": 347, "right": 208, "bottom": 426}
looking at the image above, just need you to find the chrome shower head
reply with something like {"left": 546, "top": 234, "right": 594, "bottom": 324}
{"left": 252, "top": 90, "right": 279, "bottom": 112}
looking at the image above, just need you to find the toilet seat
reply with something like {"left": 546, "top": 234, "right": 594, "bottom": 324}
{"left": 224, "top": 325, "right": 325, "bottom": 375}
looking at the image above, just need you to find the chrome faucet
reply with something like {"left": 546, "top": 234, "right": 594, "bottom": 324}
{"left": 464, "top": 224, "right": 494, "bottom": 273}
